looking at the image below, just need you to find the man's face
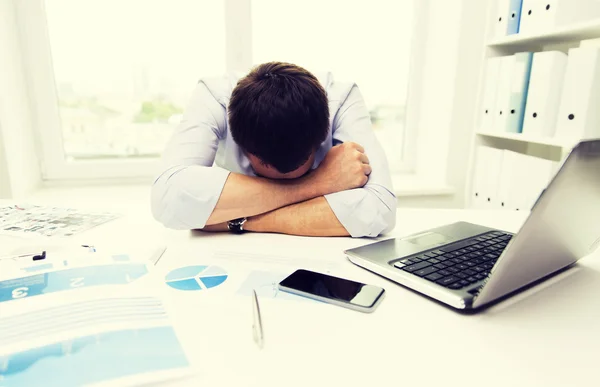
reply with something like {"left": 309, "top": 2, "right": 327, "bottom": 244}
{"left": 247, "top": 152, "right": 315, "bottom": 180}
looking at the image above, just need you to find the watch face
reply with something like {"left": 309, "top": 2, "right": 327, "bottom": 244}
{"left": 232, "top": 218, "right": 245, "bottom": 226}
{"left": 228, "top": 218, "right": 246, "bottom": 233}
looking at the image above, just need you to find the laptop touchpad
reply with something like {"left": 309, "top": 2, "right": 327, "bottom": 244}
{"left": 406, "top": 232, "right": 451, "bottom": 247}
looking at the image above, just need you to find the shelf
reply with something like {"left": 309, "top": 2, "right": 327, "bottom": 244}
{"left": 487, "top": 18, "right": 600, "bottom": 49}
{"left": 475, "top": 131, "right": 577, "bottom": 148}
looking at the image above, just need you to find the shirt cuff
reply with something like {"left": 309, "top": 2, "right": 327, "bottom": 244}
{"left": 152, "top": 165, "right": 231, "bottom": 229}
{"left": 324, "top": 188, "right": 391, "bottom": 238}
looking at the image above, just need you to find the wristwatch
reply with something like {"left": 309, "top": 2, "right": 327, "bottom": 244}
{"left": 227, "top": 217, "right": 247, "bottom": 234}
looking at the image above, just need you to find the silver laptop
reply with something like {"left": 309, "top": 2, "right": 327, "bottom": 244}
{"left": 345, "top": 139, "right": 600, "bottom": 311}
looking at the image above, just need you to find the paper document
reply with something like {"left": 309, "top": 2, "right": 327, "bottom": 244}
{"left": 0, "top": 295, "right": 191, "bottom": 387}
{"left": 0, "top": 204, "right": 119, "bottom": 238}
{"left": 0, "top": 245, "right": 165, "bottom": 304}
{"left": 212, "top": 250, "right": 340, "bottom": 272}
{"left": 0, "top": 243, "right": 188, "bottom": 387}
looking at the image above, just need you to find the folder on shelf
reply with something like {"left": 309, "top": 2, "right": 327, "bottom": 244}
{"left": 498, "top": 151, "right": 556, "bottom": 212}
{"left": 547, "top": 0, "right": 600, "bottom": 29}
{"left": 522, "top": 51, "right": 567, "bottom": 138}
{"left": 513, "top": 153, "right": 534, "bottom": 212}
{"left": 473, "top": 146, "right": 504, "bottom": 209}
{"left": 506, "top": 52, "right": 533, "bottom": 134}
{"left": 507, "top": 0, "right": 524, "bottom": 35}
{"left": 520, "top": 0, "right": 600, "bottom": 35}
{"left": 479, "top": 57, "right": 502, "bottom": 132}
{"left": 471, "top": 147, "right": 502, "bottom": 209}
{"left": 492, "top": 0, "right": 511, "bottom": 39}
{"left": 470, "top": 147, "right": 488, "bottom": 209}
{"left": 580, "top": 38, "right": 600, "bottom": 48}
{"left": 484, "top": 147, "right": 504, "bottom": 209}
{"left": 555, "top": 47, "right": 600, "bottom": 140}
{"left": 517, "top": 155, "right": 556, "bottom": 212}
{"left": 518, "top": 0, "right": 541, "bottom": 35}
{"left": 492, "top": 55, "right": 515, "bottom": 133}
{"left": 497, "top": 150, "right": 521, "bottom": 211}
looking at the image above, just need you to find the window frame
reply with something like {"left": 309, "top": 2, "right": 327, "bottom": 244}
{"left": 398, "top": 0, "right": 429, "bottom": 174}
{"left": 15, "top": 0, "right": 162, "bottom": 180}
{"left": 16, "top": 0, "right": 424, "bottom": 181}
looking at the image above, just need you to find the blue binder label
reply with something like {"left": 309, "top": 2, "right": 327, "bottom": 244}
{"left": 507, "top": 0, "right": 524, "bottom": 35}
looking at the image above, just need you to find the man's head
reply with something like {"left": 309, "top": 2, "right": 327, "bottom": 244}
{"left": 228, "top": 62, "right": 329, "bottom": 179}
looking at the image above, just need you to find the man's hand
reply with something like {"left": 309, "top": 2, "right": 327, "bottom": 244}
{"left": 309, "top": 142, "right": 372, "bottom": 195}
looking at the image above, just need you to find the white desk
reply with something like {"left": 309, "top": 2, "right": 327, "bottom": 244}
{"left": 2, "top": 186, "right": 599, "bottom": 387}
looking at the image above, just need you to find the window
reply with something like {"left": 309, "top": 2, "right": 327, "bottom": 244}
{"left": 252, "top": 0, "right": 416, "bottom": 172}
{"left": 44, "top": 0, "right": 225, "bottom": 161}
{"left": 18, "top": 0, "right": 421, "bottom": 180}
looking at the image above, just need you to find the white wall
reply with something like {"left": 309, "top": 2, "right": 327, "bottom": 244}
{"left": 443, "top": 0, "right": 489, "bottom": 207}
{"left": 398, "top": 0, "right": 488, "bottom": 208}
{"left": 0, "top": 0, "right": 42, "bottom": 198}
{"left": 0, "top": 121, "right": 12, "bottom": 198}
{"left": 414, "top": 0, "right": 464, "bottom": 184}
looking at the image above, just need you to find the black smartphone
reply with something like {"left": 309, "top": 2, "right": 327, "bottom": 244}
{"left": 278, "top": 269, "right": 385, "bottom": 313}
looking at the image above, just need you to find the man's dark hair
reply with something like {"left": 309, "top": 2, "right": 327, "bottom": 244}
{"left": 228, "top": 62, "right": 330, "bottom": 174}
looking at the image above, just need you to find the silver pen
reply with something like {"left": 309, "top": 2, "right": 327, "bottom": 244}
{"left": 252, "top": 289, "right": 264, "bottom": 349}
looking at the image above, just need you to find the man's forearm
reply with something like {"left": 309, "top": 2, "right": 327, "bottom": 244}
{"left": 200, "top": 197, "right": 348, "bottom": 236}
{"left": 244, "top": 196, "right": 349, "bottom": 237}
{"left": 205, "top": 173, "right": 323, "bottom": 225}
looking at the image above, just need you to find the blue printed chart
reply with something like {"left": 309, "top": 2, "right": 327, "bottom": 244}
{"left": 0, "top": 264, "right": 148, "bottom": 303}
{"left": 165, "top": 266, "right": 228, "bottom": 291}
{"left": 1, "top": 326, "right": 189, "bottom": 386}
{"left": 0, "top": 297, "right": 189, "bottom": 386}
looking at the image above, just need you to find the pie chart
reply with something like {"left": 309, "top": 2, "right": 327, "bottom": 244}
{"left": 164, "top": 265, "right": 228, "bottom": 291}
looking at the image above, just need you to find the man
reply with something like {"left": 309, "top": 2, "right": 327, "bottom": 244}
{"left": 151, "top": 62, "right": 396, "bottom": 237}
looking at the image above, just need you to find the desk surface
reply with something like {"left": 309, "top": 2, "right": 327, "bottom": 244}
{"left": 1, "top": 186, "right": 599, "bottom": 387}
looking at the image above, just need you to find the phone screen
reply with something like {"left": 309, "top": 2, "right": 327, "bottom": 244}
{"left": 279, "top": 269, "right": 384, "bottom": 308}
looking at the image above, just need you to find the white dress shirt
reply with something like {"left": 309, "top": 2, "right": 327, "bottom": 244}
{"left": 151, "top": 72, "right": 396, "bottom": 237}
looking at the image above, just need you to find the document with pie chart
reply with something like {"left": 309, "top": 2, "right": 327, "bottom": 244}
{"left": 165, "top": 265, "right": 228, "bottom": 291}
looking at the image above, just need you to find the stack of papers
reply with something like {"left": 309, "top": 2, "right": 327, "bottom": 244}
{"left": 0, "top": 204, "right": 119, "bottom": 238}
{"left": 0, "top": 245, "right": 191, "bottom": 386}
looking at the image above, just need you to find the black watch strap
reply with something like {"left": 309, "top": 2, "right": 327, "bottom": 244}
{"left": 227, "top": 217, "right": 247, "bottom": 234}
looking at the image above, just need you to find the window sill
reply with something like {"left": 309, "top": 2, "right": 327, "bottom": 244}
{"left": 391, "top": 173, "right": 455, "bottom": 197}
{"left": 33, "top": 174, "right": 456, "bottom": 201}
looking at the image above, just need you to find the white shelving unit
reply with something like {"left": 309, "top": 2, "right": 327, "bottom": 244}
{"left": 465, "top": 1, "right": 600, "bottom": 208}
{"left": 475, "top": 130, "right": 576, "bottom": 149}
{"left": 488, "top": 18, "right": 600, "bottom": 50}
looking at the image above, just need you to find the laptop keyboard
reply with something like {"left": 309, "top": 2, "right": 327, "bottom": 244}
{"left": 393, "top": 231, "right": 513, "bottom": 291}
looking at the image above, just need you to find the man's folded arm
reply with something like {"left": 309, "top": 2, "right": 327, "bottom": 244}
{"left": 324, "top": 84, "right": 397, "bottom": 238}
{"left": 202, "top": 185, "right": 395, "bottom": 238}
{"left": 153, "top": 165, "right": 327, "bottom": 230}
{"left": 201, "top": 85, "right": 397, "bottom": 238}
{"left": 204, "top": 196, "right": 350, "bottom": 237}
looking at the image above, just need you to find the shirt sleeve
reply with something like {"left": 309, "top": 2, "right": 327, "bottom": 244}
{"left": 324, "top": 85, "right": 397, "bottom": 238}
{"left": 151, "top": 81, "right": 231, "bottom": 230}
